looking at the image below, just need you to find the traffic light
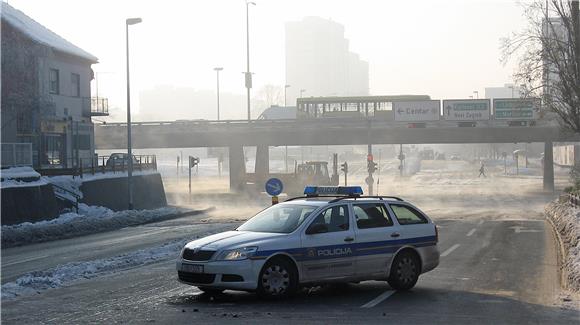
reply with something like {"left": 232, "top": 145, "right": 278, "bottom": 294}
{"left": 189, "top": 156, "right": 200, "bottom": 169}
{"left": 367, "top": 160, "right": 378, "bottom": 174}
{"left": 340, "top": 162, "right": 348, "bottom": 174}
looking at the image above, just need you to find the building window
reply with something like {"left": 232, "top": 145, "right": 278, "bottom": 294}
{"left": 49, "top": 69, "right": 59, "bottom": 94}
{"left": 16, "top": 110, "right": 33, "bottom": 134}
{"left": 71, "top": 73, "right": 80, "bottom": 97}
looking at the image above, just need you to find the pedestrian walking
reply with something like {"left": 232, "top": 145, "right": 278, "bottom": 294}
{"left": 478, "top": 162, "right": 486, "bottom": 178}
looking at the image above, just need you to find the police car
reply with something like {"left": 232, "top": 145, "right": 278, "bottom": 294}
{"left": 176, "top": 186, "right": 439, "bottom": 298}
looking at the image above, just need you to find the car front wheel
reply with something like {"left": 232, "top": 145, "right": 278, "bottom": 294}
{"left": 257, "top": 258, "right": 297, "bottom": 298}
{"left": 387, "top": 251, "right": 420, "bottom": 290}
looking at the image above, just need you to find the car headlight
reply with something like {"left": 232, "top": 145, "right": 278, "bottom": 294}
{"left": 217, "top": 247, "right": 258, "bottom": 261}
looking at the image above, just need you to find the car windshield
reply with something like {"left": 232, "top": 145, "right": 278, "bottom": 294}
{"left": 237, "top": 204, "right": 317, "bottom": 234}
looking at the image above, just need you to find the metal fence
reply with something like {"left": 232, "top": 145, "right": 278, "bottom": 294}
{"left": 1, "top": 143, "right": 33, "bottom": 168}
{"left": 38, "top": 155, "right": 157, "bottom": 178}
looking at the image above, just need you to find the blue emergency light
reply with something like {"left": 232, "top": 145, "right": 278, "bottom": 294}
{"left": 304, "top": 186, "right": 364, "bottom": 196}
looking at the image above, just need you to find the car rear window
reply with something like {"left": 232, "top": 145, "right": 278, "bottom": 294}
{"left": 390, "top": 204, "right": 428, "bottom": 225}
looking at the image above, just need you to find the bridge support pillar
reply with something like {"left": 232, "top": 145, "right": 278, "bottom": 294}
{"left": 543, "top": 141, "right": 554, "bottom": 192}
{"left": 229, "top": 145, "right": 246, "bottom": 192}
{"left": 255, "top": 145, "right": 270, "bottom": 185}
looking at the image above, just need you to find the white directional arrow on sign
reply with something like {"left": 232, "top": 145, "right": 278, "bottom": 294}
{"left": 267, "top": 182, "right": 281, "bottom": 193}
{"left": 509, "top": 226, "right": 540, "bottom": 233}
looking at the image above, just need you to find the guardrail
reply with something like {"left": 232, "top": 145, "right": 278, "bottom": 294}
{"left": 95, "top": 117, "right": 556, "bottom": 129}
{"left": 38, "top": 155, "right": 157, "bottom": 178}
{"left": 51, "top": 182, "right": 81, "bottom": 212}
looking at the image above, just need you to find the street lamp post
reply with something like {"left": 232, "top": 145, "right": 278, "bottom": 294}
{"left": 214, "top": 67, "right": 223, "bottom": 120}
{"left": 126, "top": 17, "right": 142, "bottom": 210}
{"left": 508, "top": 85, "right": 514, "bottom": 98}
{"left": 284, "top": 84, "right": 290, "bottom": 107}
{"left": 245, "top": 1, "right": 256, "bottom": 120}
{"left": 300, "top": 89, "right": 306, "bottom": 98}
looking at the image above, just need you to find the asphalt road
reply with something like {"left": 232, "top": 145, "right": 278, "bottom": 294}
{"left": 2, "top": 214, "right": 577, "bottom": 324}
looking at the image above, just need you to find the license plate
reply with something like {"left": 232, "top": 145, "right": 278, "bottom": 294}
{"left": 182, "top": 264, "right": 204, "bottom": 273}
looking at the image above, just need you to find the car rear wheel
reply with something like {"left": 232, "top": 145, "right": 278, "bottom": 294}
{"left": 387, "top": 251, "right": 420, "bottom": 290}
{"left": 257, "top": 258, "right": 297, "bottom": 298}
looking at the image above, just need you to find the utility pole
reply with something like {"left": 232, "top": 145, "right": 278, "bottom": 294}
{"left": 398, "top": 144, "right": 405, "bottom": 176}
{"left": 125, "top": 17, "right": 142, "bottom": 210}
{"left": 214, "top": 67, "right": 223, "bottom": 120}
{"left": 245, "top": 1, "right": 256, "bottom": 121}
{"left": 284, "top": 84, "right": 290, "bottom": 106}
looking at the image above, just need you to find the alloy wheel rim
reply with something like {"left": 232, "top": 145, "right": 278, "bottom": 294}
{"left": 261, "top": 265, "right": 290, "bottom": 295}
{"left": 397, "top": 257, "right": 416, "bottom": 284}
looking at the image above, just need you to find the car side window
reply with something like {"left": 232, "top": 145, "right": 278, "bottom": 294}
{"left": 353, "top": 203, "right": 393, "bottom": 229}
{"left": 390, "top": 204, "right": 428, "bottom": 225}
{"left": 307, "top": 205, "right": 349, "bottom": 233}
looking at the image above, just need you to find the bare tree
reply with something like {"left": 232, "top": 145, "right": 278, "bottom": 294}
{"left": 501, "top": 0, "right": 580, "bottom": 134}
{"left": 252, "top": 84, "right": 284, "bottom": 116}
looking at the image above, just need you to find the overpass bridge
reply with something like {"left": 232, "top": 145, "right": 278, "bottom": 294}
{"left": 94, "top": 118, "right": 579, "bottom": 192}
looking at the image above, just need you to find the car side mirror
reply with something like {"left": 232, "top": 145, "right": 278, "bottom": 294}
{"left": 306, "top": 223, "right": 328, "bottom": 235}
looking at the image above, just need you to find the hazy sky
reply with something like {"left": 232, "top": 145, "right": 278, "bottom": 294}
{"left": 7, "top": 0, "right": 528, "bottom": 120}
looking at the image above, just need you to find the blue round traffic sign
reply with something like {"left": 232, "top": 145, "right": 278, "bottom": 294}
{"left": 265, "top": 178, "right": 284, "bottom": 196}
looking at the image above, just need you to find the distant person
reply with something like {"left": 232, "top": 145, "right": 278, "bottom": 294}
{"left": 478, "top": 162, "right": 486, "bottom": 178}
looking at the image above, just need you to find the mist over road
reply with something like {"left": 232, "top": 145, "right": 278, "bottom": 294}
{"left": 2, "top": 161, "right": 577, "bottom": 324}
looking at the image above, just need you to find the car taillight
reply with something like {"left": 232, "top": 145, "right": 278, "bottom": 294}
{"left": 435, "top": 225, "right": 439, "bottom": 243}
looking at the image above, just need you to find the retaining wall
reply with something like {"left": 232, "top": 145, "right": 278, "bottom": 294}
{"left": 80, "top": 173, "right": 167, "bottom": 211}
{"left": 1, "top": 184, "right": 59, "bottom": 225}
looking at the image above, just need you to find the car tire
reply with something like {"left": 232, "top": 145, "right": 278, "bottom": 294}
{"left": 257, "top": 258, "right": 298, "bottom": 299}
{"left": 387, "top": 251, "right": 420, "bottom": 291}
{"left": 198, "top": 287, "right": 224, "bottom": 295}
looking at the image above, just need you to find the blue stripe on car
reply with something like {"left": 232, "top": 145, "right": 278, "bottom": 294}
{"left": 254, "top": 235, "right": 436, "bottom": 261}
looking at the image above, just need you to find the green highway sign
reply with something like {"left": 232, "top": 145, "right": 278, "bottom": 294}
{"left": 443, "top": 99, "right": 490, "bottom": 121}
{"left": 493, "top": 98, "right": 539, "bottom": 120}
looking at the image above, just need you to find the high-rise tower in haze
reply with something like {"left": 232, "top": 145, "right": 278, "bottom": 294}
{"left": 285, "top": 17, "right": 369, "bottom": 105}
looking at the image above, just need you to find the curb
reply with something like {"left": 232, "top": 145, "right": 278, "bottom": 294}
{"left": 545, "top": 211, "right": 569, "bottom": 290}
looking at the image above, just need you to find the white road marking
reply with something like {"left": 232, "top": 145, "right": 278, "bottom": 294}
{"left": 478, "top": 220, "right": 484, "bottom": 225}
{"left": 361, "top": 290, "right": 395, "bottom": 308}
{"left": 441, "top": 244, "right": 460, "bottom": 257}
{"left": 466, "top": 228, "right": 477, "bottom": 237}
{"left": 2, "top": 254, "right": 50, "bottom": 266}
{"left": 509, "top": 226, "right": 540, "bottom": 233}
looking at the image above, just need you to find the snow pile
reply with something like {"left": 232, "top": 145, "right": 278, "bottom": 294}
{"left": 545, "top": 200, "right": 580, "bottom": 292}
{"left": 1, "top": 204, "right": 188, "bottom": 247}
{"left": 1, "top": 238, "right": 193, "bottom": 299}
{"left": 0, "top": 166, "right": 40, "bottom": 179}
{"left": 0, "top": 166, "right": 47, "bottom": 189}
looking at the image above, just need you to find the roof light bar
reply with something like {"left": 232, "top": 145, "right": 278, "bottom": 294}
{"left": 304, "top": 186, "right": 364, "bottom": 196}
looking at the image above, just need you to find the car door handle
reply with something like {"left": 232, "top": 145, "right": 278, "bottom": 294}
{"left": 390, "top": 232, "right": 400, "bottom": 238}
{"left": 344, "top": 237, "right": 354, "bottom": 242}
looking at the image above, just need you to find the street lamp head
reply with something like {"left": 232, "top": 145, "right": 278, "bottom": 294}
{"left": 214, "top": 67, "right": 224, "bottom": 71}
{"left": 126, "top": 18, "right": 142, "bottom": 25}
{"left": 285, "top": 84, "right": 291, "bottom": 88}
{"left": 247, "top": 1, "right": 256, "bottom": 5}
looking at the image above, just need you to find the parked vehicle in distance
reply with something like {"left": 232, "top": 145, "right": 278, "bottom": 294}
{"left": 105, "top": 153, "right": 138, "bottom": 167}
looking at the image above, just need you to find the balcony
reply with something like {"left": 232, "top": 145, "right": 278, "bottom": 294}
{"left": 90, "top": 97, "right": 109, "bottom": 116}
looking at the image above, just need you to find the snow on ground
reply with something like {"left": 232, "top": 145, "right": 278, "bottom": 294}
{"left": 0, "top": 166, "right": 47, "bottom": 189}
{"left": 1, "top": 204, "right": 186, "bottom": 248}
{"left": 545, "top": 200, "right": 580, "bottom": 292}
{"left": 0, "top": 177, "right": 48, "bottom": 189}
{"left": 1, "top": 235, "right": 206, "bottom": 299}
{"left": 0, "top": 166, "right": 40, "bottom": 179}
